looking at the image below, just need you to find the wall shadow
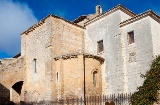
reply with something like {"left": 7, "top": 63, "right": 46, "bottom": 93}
{"left": 0, "top": 81, "right": 24, "bottom": 105}
{"left": 0, "top": 83, "right": 10, "bottom": 104}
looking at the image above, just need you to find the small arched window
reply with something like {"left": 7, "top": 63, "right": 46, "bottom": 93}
{"left": 93, "top": 71, "right": 97, "bottom": 86}
{"left": 33, "top": 58, "right": 37, "bottom": 73}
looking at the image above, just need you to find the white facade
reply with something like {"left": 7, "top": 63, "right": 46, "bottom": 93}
{"left": 82, "top": 5, "right": 160, "bottom": 95}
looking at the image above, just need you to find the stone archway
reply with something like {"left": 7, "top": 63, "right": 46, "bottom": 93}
{"left": 10, "top": 81, "right": 23, "bottom": 104}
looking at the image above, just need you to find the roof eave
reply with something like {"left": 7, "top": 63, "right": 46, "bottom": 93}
{"left": 120, "top": 10, "right": 160, "bottom": 27}
{"left": 21, "top": 14, "right": 84, "bottom": 35}
{"left": 84, "top": 4, "right": 136, "bottom": 26}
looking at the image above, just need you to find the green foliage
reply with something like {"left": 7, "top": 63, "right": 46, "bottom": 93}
{"left": 130, "top": 55, "right": 160, "bottom": 105}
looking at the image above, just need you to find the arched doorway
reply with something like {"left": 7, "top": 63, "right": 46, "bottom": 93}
{"left": 10, "top": 81, "right": 23, "bottom": 104}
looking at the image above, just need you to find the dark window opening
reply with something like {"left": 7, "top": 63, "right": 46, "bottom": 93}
{"left": 33, "top": 58, "right": 37, "bottom": 73}
{"left": 57, "top": 72, "right": 58, "bottom": 82}
{"left": 93, "top": 71, "right": 97, "bottom": 86}
{"left": 97, "top": 40, "right": 103, "bottom": 53}
{"left": 128, "top": 31, "right": 134, "bottom": 44}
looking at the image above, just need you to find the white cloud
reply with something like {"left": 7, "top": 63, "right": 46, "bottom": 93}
{"left": 0, "top": 0, "right": 38, "bottom": 56}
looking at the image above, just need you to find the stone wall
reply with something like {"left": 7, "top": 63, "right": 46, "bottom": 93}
{"left": 21, "top": 16, "right": 53, "bottom": 102}
{"left": 0, "top": 57, "right": 24, "bottom": 103}
{"left": 52, "top": 55, "right": 84, "bottom": 100}
{"left": 150, "top": 17, "right": 160, "bottom": 57}
{"left": 85, "top": 9, "right": 159, "bottom": 95}
{"left": 52, "top": 54, "right": 104, "bottom": 100}
{"left": 21, "top": 15, "right": 84, "bottom": 102}
{"left": 85, "top": 55, "right": 103, "bottom": 96}
{"left": 1, "top": 5, "right": 160, "bottom": 104}
{"left": 51, "top": 16, "right": 84, "bottom": 56}
{"left": 0, "top": 57, "right": 24, "bottom": 89}
{"left": 121, "top": 16, "right": 153, "bottom": 93}
{"left": 85, "top": 10, "right": 132, "bottom": 95}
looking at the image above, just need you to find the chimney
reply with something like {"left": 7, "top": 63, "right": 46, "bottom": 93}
{"left": 96, "top": 5, "right": 102, "bottom": 15}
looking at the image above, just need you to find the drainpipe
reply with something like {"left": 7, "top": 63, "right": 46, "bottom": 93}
{"left": 83, "top": 54, "right": 86, "bottom": 105}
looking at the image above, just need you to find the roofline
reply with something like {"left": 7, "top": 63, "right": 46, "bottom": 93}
{"left": 72, "top": 15, "right": 87, "bottom": 23}
{"left": 12, "top": 53, "right": 21, "bottom": 58}
{"left": 84, "top": 4, "right": 136, "bottom": 26}
{"left": 21, "top": 14, "right": 84, "bottom": 35}
{"left": 120, "top": 10, "right": 160, "bottom": 27}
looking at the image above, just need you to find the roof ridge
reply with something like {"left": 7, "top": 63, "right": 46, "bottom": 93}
{"left": 120, "top": 9, "right": 160, "bottom": 27}
{"left": 21, "top": 14, "right": 84, "bottom": 35}
{"left": 84, "top": 4, "right": 136, "bottom": 26}
{"left": 50, "top": 14, "right": 84, "bottom": 28}
{"left": 21, "top": 14, "right": 51, "bottom": 35}
{"left": 72, "top": 15, "right": 87, "bottom": 23}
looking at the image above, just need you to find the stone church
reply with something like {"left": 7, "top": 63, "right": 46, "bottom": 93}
{"left": 0, "top": 4, "right": 160, "bottom": 104}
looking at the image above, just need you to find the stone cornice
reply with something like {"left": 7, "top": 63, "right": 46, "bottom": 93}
{"left": 120, "top": 10, "right": 160, "bottom": 27}
{"left": 84, "top": 53, "right": 105, "bottom": 64}
{"left": 54, "top": 53, "right": 78, "bottom": 61}
{"left": 84, "top": 4, "right": 136, "bottom": 26}
{"left": 54, "top": 53, "right": 104, "bottom": 63}
{"left": 21, "top": 14, "right": 84, "bottom": 35}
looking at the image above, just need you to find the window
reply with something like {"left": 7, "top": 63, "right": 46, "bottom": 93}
{"left": 33, "top": 58, "right": 37, "bottom": 73}
{"left": 97, "top": 40, "right": 103, "bottom": 53}
{"left": 57, "top": 72, "right": 58, "bottom": 82}
{"left": 128, "top": 31, "right": 134, "bottom": 44}
{"left": 93, "top": 71, "right": 97, "bottom": 86}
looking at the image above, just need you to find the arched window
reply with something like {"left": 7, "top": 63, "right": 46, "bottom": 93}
{"left": 93, "top": 71, "right": 97, "bottom": 86}
{"left": 33, "top": 58, "right": 37, "bottom": 73}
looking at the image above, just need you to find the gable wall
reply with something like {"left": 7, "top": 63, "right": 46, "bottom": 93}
{"left": 85, "top": 10, "right": 126, "bottom": 95}
{"left": 21, "top": 16, "right": 53, "bottom": 102}
{"left": 121, "top": 16, "right": 153, "bottom": 93}
{"left": 51, "top": 17, "right": 84, "bottom": 57}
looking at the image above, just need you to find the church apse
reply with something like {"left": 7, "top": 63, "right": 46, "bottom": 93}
{"left": 52, "top": 53, "right": 104, "bottom": 100}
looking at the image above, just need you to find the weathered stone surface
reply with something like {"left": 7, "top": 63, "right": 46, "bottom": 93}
{"left": 0, "top": 57, "right": 24, "bottom": 104}
{"left": 52, "top": 54, "right": 103, "bottom": 100}
{"left": 0, "top": 4, "right": 160, "bottom": 105}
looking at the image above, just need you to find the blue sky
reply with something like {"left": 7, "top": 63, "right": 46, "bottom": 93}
{"left": 0, "top": 0, "right": 160, "bottom": 59}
